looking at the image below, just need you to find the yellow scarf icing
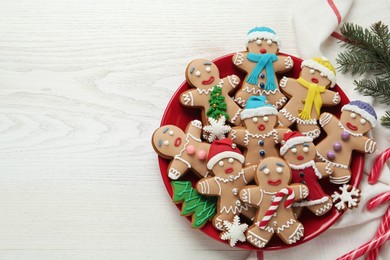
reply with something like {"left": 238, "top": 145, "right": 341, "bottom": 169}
{"left": 297, "top": 77, "right": 326, "bottom": 120}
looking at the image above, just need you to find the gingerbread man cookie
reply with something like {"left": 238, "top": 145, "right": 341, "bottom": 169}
{"left": 316, "top": 101, "right": 377, "bottom": 184}
{"left": 281, "top": 131, "right": 333, "bottom": 216}
{"left": 196, "top": 138, "right": 257, "bottom": 232}
{"left": 180, "top": 59, "right": 242, "bottom": 129}
{"left": 228, "top": 96, "right": 289, "bottom": 166}
{"left": 239, "top": 157, "right": 308, "bottom": 248}
{"left": 278, "top": 57, "right": 340, "bottom": 139}
{"left": 152, "top": 120, "right": 210, "bottom": 180}
{"left": 232, "top": 27, "right": 292, "bottom": 109}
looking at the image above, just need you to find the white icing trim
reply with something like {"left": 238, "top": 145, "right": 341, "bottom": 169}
{"left": 274, "top": 96, "right": 288, "bottom": 109}
{"left": 191, "top": 120, "right": 202, "bottom": 129}
{"left": 240, "top": 106, "right": 278, "bottom": 120}
{"left": 301, "top": 128, "right": 321, "bottom": 139}
{"left": 174, "top": 156, "right": 191, "bottom": 168}
{"left": 234, "top": 52, "right": 244, "bottom": 66}
{"left": 230, "top": 129, "right": 237, "bottom": 140}
{"left": 277, "top": 219, "right": 296, "bottom": 233}
{"left": 214, "top": 169, "right": 246, "bottom": 183}
{"left": 284, "top": 56, "right": 293, "bottom": 69}
{"left": 342, "top": 104, "right": 377, "bottom": 127}
{"left": 244, "top": 129, "right": 278, "bottom": 146}
{"left": 168, "top": 168, "right": 181, "bottom": 180}
{"left": 289, "top": 160, "right": 323, "bottom": 179}
{"left": 329, "top": 175, "right": 351, "bottom": 184}
{"left": 196, "top": 86, "right": 216, "bottom": 95}
{"left": 316, "top": 151, "right": 348, "bottom": 169}
{"left": 234, "top": 97, "right": 246, "bottom": 107}
{"left": 220, "top": 202, "right": 249, "bottom": 214}
{"left": 337, "top": 122, "right": 363, "bottom": 137}
{"left": 247, "top": 230, "right": 267, "bottom": 248}
{"left": 279, "top": 76, "right": 288, "bottom": 88}
{"left": 246, "top": 31, "right": 281, "bottom": 46}
{"left": 315, "top": 202, "right": 333, "bottom": 216}
{"left": 279, "top": 109, "right": 317, "bottom": 125}
{"left": 293, "top": 196, "right": 329, "bottom": 207}
{"left": 319, "top": 113, "right": 332, "bottom": 127}
{"left": 207, "top": 151, "right": 245, "bottom": 170}
{"left": 231, "top": 108, "right": 242, "bottom": 124}
{"left": 301, "top": 59, "right": 336, "bottom": 88}
{"left": 280, "top": 136, "right": 313, "bottom": 156}
{"left": 242, "top": 86, "right": 262, "bottom": 95}
{"left": 183, "top": 92, "right": 193, "bottom": 106}
{"left": 288, "top": 224, "right": 304, "bottom": 244}
{"left": 228, "top": 75, "right": 239, "bottom": 87}
{"left": 364, "top": 139, "right": 376, "bottom": 153}
{"left": 333, "top": 92, "right": 340, "bottom": 104}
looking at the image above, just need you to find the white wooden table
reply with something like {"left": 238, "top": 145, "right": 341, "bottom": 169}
{"left": 1, "top": 0, "right": 388, "bottom": 259}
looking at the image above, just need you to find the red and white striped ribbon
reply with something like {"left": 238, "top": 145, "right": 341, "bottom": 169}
{"left": 258, "top": 188, "right": 295, "bottom": 229}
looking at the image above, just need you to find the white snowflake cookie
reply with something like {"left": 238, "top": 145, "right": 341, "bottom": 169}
{"left": 220, "top": 215, "right": 248, "bottom": 247}
{"left": 331, "top": 184, "right": 361, "bottom": 211}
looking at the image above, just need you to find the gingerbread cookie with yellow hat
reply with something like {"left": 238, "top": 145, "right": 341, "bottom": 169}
{"left": 278, "top": 57, "right": 340, "bottom": 139}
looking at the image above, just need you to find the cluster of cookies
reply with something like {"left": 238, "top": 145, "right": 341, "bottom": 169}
{"left": 152, "top": 27, "right": 378, "bottom": 248}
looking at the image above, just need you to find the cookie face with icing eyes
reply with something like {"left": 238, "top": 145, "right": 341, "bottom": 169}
{"left": 340, "top": 110, "right": 373, "bottom": 134}
{"left": 152, "top": 125, "right": 186, "bottom": 158}
{"left": 247, "top": 38, "right": 278, "bottom": 54}
{"left": 243, "top": 115, "right": 277, "bottom": 133}
{"left": 256, "top": 157, "right": 291, "bottom": 192}
{"left": 300, "top": 66, "right": 331, "bottom": 87}
{"left": 186, "top": 59, "right": 220, "bottom": 89}
{"left": 211, "top": 157, "right": 242, "bottom": 178}
{"left": 283, "top": 142, "right": 316, "bottom": 165}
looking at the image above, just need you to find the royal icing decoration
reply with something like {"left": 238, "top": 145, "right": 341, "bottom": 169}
{"left": 220, "top": 215, "right": 248, "bottom": 247}
{"left": 331, "top": 184, "right": 361, "bottom": 211}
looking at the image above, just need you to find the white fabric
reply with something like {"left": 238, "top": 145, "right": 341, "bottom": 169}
{"left": 247, "top": 0, "right": 390, "bottom": 259}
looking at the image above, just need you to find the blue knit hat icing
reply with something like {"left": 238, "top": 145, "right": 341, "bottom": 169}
{"left": 240, "top": 96, "right": 277, "bottom": 120}
{"left": 341, "top": 100, "right": 377, "bottom": 127}
{"left": 246, "top": 26, "right": 280, "bottom": 47}
{"left": 247, "top": 27, "right": 276, "bottom": 35}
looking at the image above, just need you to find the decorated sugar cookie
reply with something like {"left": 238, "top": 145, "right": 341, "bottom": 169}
{"left": 180, "top": 59, "right": 242, "bottom": 142}
{"left": 232, "top": 27, "right": 293, "bottom": 109}
{"left": 239, "top": 157, "right": 308, "bottom": 248}
{"left": 152, "top": 120, "right": 210, "bottom": 180}
{"left": 281, "top": 131, "right": 333, "bottom": 216}
{"left": 228, "top": 96, "right": 290, "bottom": 166}
{"left": 196, "top": 138, "right": 257, "bottom": 237}
{"left": 278, "top": 57, "right": 340, "bottom": 139}
{"left": 316, "top": 101, "right": 377, "bottom": 184}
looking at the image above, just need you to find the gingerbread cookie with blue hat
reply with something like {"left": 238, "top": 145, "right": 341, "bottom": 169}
{"left": 196, "top": 138, "right": 257, "bottom": 237}
{"left": 228, "top": 96, "right": 290, "bottom": 166}
{"left": 278, "top": 57, "right": 341, "bottom": 139}
{"left": 232, "top": 27, "right": 293, "bottom": 109}
{"left": 280, "top": 131, "right": 334, "bottom": 216}
{"left": 316, "top": 101, "right": 377, "bottom": 184}
{"left": 180, "top": 59, "right": 243, "bottom": 143}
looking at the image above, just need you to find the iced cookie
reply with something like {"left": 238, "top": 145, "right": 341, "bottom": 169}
{"left": 316, "top": 101, "right": 377, "bottom": 184}
{"left": 196, "top": 138, "right": 257, "bottom": 233}
{"left": 228, "top": 96, "right": 289, "bottom": 166}
{"left": 152, "top": 120, "right": 210, "bottom": 180}
{"left": 281, "top": 131, "right": 333, "bottom": 216}
{"left": 239, "top": 157, "right": 308, "bottom": 248}
{"left": 232, "top": 27, "right": 292, "bottom": 109}
{"left": 278, "top": 57, "right": 340, "bottom": 139}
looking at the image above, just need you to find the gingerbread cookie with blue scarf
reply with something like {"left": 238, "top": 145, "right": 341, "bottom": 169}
{"left": 232, "top": 27, "right": 293, "bottom": 109}
{"left": 278, "top": 57, "right": 340, "bottom": 139}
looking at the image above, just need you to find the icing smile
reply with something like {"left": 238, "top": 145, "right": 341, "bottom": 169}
{"left": 297, "top": 155, "right": 304, "bottom": 160}
{"left": 268, "top": 179, "right": 282, "bottom": 186}
{"left": 311, "top": 78, "right": 319, "bottom": 83}
{"left": 174, "top": 137, "right": 182, "bottom": 147}
{"left": 202, "top": 76, "right": 215, "bottom": 85}
{"left": 346, "top": 122, "right": 358, "bottom": 131}
{"left": 258, "top": 124, "right": 266, "bottom": 131}
{"left": 225, "top": 167, "right": 234, "bottom": 174}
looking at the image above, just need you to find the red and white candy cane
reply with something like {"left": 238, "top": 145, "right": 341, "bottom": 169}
{"left": 258, "top": 188, "right": 295, "bottom": 229}
{"left": 337, "top": 229, "right": 390, "bottom": 260}
{"left": 368, "top": 148, "right": 390, "bottom": 185}
{"left": 367, "top": 191, "right": 390, "bottom": 210}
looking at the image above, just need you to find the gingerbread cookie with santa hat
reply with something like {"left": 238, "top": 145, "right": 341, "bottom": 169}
{"left": 316, "top": 101, "right": 377, "bottom": 184}
{"left": 280, "top": 131, "right": 333, "bottom": 216}
{"left": 228, "top": 95, "right": 290, "bottom": 166}
{"left": 232, "top": 27, "right": 293, "bottom": 109}
{"left": 278, "top": 57, "right": 340, "bottom": 139}
{"left": 196, "top": 138, "right": 257, "bottom": 234}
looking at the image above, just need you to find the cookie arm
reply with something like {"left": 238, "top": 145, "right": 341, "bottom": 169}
{"left": 196, "top": 177, "right": 222, "bottom": 196}
{"left": 319, "top": 112, "right": 337, "bottom": 133}
{"left": 221, "top": 75, "right": 241, "bottom": 94}
{"left": 239, "top": 186, "right": 263, "bottom": 206}
{"left": 273, "top": 55, "right": 294, "bottom": 73}
{"left": 232, "top": 51, "right": 250, "bottom": 71}
{"left": 321, "top": 89, "right": 341, "bottom": 106}
{"left": 316, "top": 162, "right": 333, "bottom": 177}
{"left": 168, "top": 159, "right": 190, "bottom": 180}
{"left": 276, "top": 127, "right": 291, "bottom": 142}
{"left": 185, "top": 120, "right": 203, "bottom": 140}
{"left": 228, "top": 128, "right": 247, "bottom": 147}
{"left": 243, "top": 165, "right": 257, "bottom": 183}
{"left": 290, "top": 184, "right": 309, "bottom": 201}
{"left": 355, "top": 136, "right": 377, "bottom": 154}
{"left": 279, "top": 77, "right": 299, "bottom": 97}
{"left": 180, "top": 89, "right": 201, "bottom": 107}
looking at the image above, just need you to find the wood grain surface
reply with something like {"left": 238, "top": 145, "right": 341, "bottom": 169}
{"left": 2, "top": 0, "right": 386, "bottom": 259}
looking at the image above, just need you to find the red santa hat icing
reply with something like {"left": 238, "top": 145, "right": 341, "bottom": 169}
{"left": 280, "top": 131, "right": 313, "bottom": 156}
{"left": 207, "top": 138, "right": 244, "bottom": 170}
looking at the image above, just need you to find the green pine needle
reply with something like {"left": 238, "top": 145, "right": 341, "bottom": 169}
{"left": 337, "top": 21, "right": 390, "bottom": 127}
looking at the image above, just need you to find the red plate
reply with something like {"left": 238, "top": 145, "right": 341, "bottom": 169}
{"left": 158, "top": 53, "right": 364, "bottom": 250}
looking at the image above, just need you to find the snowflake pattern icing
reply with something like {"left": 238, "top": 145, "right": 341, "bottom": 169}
{"left": 203, "top": 116, "right": 232, "bottom": 143}
{"left": 331, "top": 184, "right": 361, "bottom": 211}
{"left": 220, "top": 215, "right": 248, "bottom": 247}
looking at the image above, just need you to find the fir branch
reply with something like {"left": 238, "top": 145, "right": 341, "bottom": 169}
{"left": 381, "top": 111, "right": 390, "bottom": 127}
{"left": 354, "top": 78, "right": 390, "bottom": 104}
